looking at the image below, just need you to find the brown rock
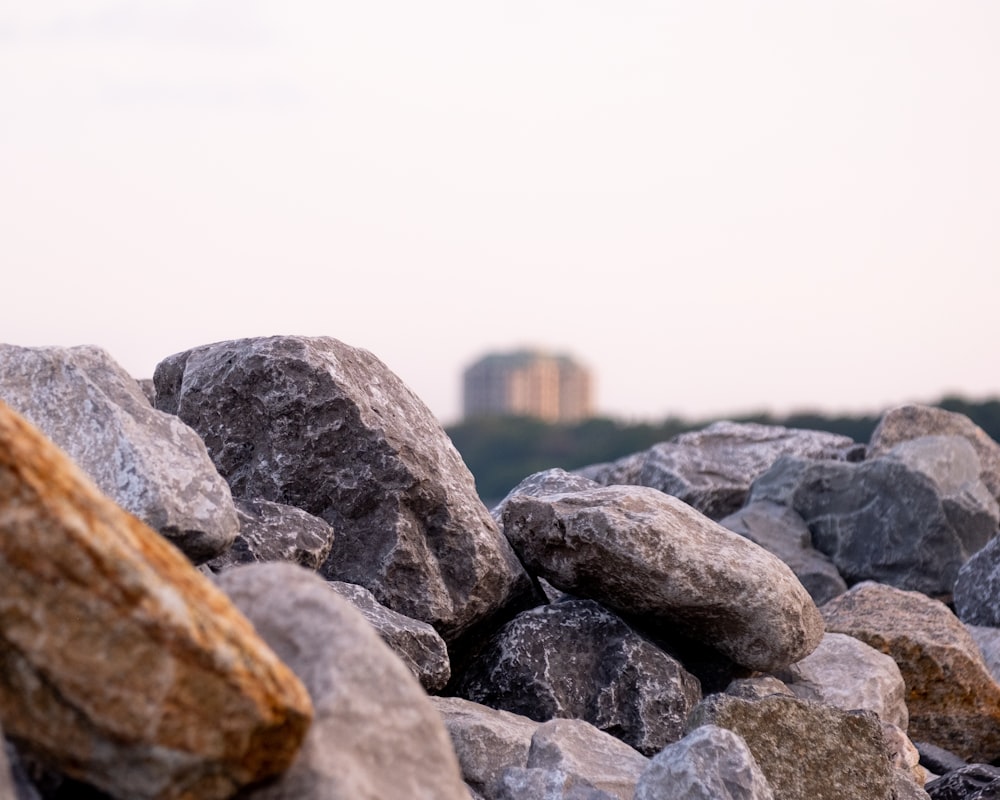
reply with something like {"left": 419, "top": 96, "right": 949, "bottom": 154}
{"left": 0, "top": 400, "right": 313, "bottom": 800}
{"left": 821, "top": 581, "right": 1000, "bottom": 763}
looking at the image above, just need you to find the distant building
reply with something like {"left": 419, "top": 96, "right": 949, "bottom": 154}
{"left": 462, "top": 349, "right": 594, "bottom": 423}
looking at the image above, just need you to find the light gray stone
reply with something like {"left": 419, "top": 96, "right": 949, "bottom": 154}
{"left": 719, "top": 501, "right": 847, "bottom": 605}
{"left": 207, "top": 498, "right": 335, "bottom": 573}
{"left": 773, "top": 632, "right": 909, "bottom": 730}
{"left": 526, "top": 719, "right": 649, "bottom": 800}
{"left": 154, "top": 336, "right": 536, "bottom": 645}
{"left": 330, "top": 581, "right": 450, "bottom": 693}
{"left": 217, "top": 562, "right": 469, "bottom": 800}
{"left": 502, "top": 485, "right": 824, "bottom": 671}
{"left": 723, "top": 677, "right": 794, "bottom": 702}
{"left": 968, "top": 624, "right": 1000, "bottom": 683}
{"left": 430, "top": 697, "right": 540, "bottom": 798}
{"left": 0, "top": 343, "right": 238, "bottom": 563}
{"left": 454, "top": 599, "right": 702, "bottom": 756}
{"left": 634, "top": 725, "right": 774, "bottom": 800}
{"left": 495, "top": 767, "right": 617, "bottom": 800}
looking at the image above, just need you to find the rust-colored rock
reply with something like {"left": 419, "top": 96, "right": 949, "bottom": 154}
{"left": 0, "top": 400, "right": 313, "bottom": 800}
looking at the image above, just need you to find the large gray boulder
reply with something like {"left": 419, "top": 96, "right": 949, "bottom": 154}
{"left": 154, "top": 336, "right": 536, "bottom": 645}
{"left": 502, "top": 485, "right": 824, "bottom": 671}
{"left": 454, "top": 599, "right": 702, "bottom": 756}
{"left": 954, "top": 536, "right": 1000, "bottom": 627}
{"left": 217, "top": 562, "right": 469, "bottom": 800}
{"left": 633, "top": 725, "right": 774, "bottom": 800}
{"left": 748, "top": 450, "right": 996, "bottom": 597}
{"left": 0, "top": 344, "right": 238, "bottom": 563}
{"left": 582, "top": 421, "right": 859, "bottom": 519}
{"left": 491, "top": 468, "right": 601, "bottom": 526}
{"left": 869, "top": 404, "right": 1000, "bottom": 505}
{"left": 494, "top": 768, "right": 617, "bottom": 800}
{"left": 719, "top": 501, "right": 847, "bottom": 605}
{"left": 688, "top": 693, "right": 896, "bottom": 800}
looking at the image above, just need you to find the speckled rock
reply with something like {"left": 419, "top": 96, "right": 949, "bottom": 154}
{"left": 773, "top": 632, "right": 909, "bottom": 729}
{"left": 0, "top": 400, "right": 313, "bottom": 800}
{"left": 924, "top": 763, "right": 1000, "bottom": 800}
{"left": 207, "top": 498, "right": 335, "bottom": 573}
{"left": 719, "top": 501, "right": 847, "bottom": 605}
{"left": 494, "top": 767, "right": 617, "bottom": 800}
{"left": 634, "top": 725, "right": 774, "bottom": 800}
{"left": 329, "top": 580, "right": 451, "bottom": 693}
{"left": 723, "top": 676, "right": 794, "bottom": 702}
{"left": 967, "top": 625, "right": 1000, "bottom": 683}
{"left": 821, "top": 581, "right": 1000, "bottom": 763}
{"left": 688, "top": 693, "right": 895, "bottom": 800}
{"left": 153, "top": 336, "right": 535, "bottom": 645}
{"left": 0, "top": 343, "right": 238, "bottom": 563}
{"left": 217, "top": 562, "right": 468, "bottom": 800}
{"left": 581, "top": 421, "right": 859, "bottom": 519}
{"left": 491, "top": 468, "right": 601, "bottom": 526}
{"left": 502, "top": 485, "right": 824, "bottom": 671}
{"left": 454, "top": 599, "right": 702, "bottom": 756}
{"left": 955, "top": 537, "right": 1000, "bottom": 627}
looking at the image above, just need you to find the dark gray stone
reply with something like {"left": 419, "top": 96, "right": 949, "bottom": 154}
{"left": 719, "top": 501, "right": 847, "bottom": 605}
{"left": 329, "top": 580, "right": 451, "bottom": 693}
{"left": 0, "top": 344, "right": 238, "bottom": 563}
{"left": 154, "top": 336, "right": 535, "bottom": 645}
{"left": 454, "top": 599, "right": 701, "bottom": 757}
{"left": 915, "top": 742, "right": 968, "bottom": 778}
{"left": 207, "top": 498, "right": 335, "bottom": 573}
{"left": 583, "top": 421, "right": 859, "bottom": 519}
{"left": 955, "top": 538, "right": 1000, "bottom": 627}
{"left": 634, "top": 725, "right": 775, "bottom": 800}
{"left": 502, "top": 485, "right": 824, "bottom": 671}
{"left": 748, "top": 453, "right": 992, "bottom": 597}
{"left": 688, "top": 693, "right": 896, "bottom": 800}
{"left": 925, "top": 764, "right": 1000, "bottom": 800}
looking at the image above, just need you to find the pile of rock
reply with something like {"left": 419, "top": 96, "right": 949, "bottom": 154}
{"left": 2, "top": 336, "right": 1000, "bottom": 800}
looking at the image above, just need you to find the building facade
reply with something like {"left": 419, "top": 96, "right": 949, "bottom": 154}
{"left": 462, "top": 350, "right": 594, "bottom": 423}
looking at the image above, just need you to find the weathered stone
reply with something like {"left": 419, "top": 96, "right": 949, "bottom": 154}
{"left": 924, "top": 764, "right": 1000, "bottom": 800}
{"left": 869, "top": 404, "right": 1000, "bottom": 505}
{"left": 893, "top": 771, "right": 933, "bottom": 800}
{"left": 688, "top": 693, "right": 896, "bottom": 800}
{"left": 502, "top": 485, "right": 824, "bottom": 671}
{"left": 0, "top": 400, "right": 313, "bottom": 800}
{"left": 883, "top": 722, "right": 930, "bottom": 789}
{"left": 154, "top": 336, "right": 535, "bottom": 645}
{"left": 430, "top": 697, "right": 540, "bottom": 798}
{"left": 821, "top": 581, "right": 1000, "bottom": 763}
{"left": 491, "top": 468, "right": 601, "bottom": 526}
{"left": 773, "top": 631, "right": 909, "bottom": 729}
{"left": 495, "top": 767, "right": 617, "bottom": 800}
{"left": 217, "top": 562, "right": 468, "bottom": 800}
{"left": 967, "top": 625, "right": 1000, "bottom": 683}
{"left": 0, "top": 344, "right": 238, "bottom": 563}
{"left": 719, "top": 501, "right": 847, "bottom": 605}
{"left": 329, "top": 580, "right": 451, "bottom": 693}
{"left": 525, "top": 719, "right": 649, "bottom": 800}
{"left": 955, "top": 537, "right": 1000, "bottom": 627}
{"left": 915, "top": 741, "right": 968, "bottom": 777}
{"left": 633, "top": 724, "right": 774, "bottom": 800}
{"left": 455, "top": 599, "right": 701, "bottom": 756}
{"left": 584, "top": 421, "right": 859, "bottom": 519}
{"left": 207, "top": 498, "right": 335, "bottom": 573}
{"left": 723, "top": 676, "right": 794, "bottom": 702}
{"left": 749, "top": 454, "right": 991, "bottom": 597}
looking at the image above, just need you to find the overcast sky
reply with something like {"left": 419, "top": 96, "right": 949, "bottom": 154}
{"left": 3, "top": 1, "right": 999, "bottom": 425}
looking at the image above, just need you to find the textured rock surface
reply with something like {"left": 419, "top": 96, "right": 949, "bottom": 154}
{"left": 455, "top": 599, "right": 702, "bottom": 756}
{"left": 773, "top": 632, "right": 909, "bottom": 729}
{"left": 207, "top": 497, "right": 335, "bottom": 573}
{"left": 583, "top": 421, "right": 859, "bottom": 519}
{"left": 924, "top": 763, "right": 1000, "bottom": 800}
{"left": 749, "top": 453, "right": 992, "bottom": 596}
{"left": 719, "top": 501, "right": 847, "bottom": 605}
{"left": 503, "top": 485, "right": 824, "bottom": 671}
{"left": 0, "top": 343, "right": 238, "bottom": 563}
{"left": 155, "top": 336, "right": 535, "bottom": 645}
{"left": 495, "top": 767, "right": 617, "bottom": 800}
{"left": 955, "top": 537, "right": 1000, "bottom": 627}
{"left": 869, "top": 404, "right": 1000, "bottom": 505}
{"left": 723, "top": 676, "right": 794, "bottom": 702}
{"left": 968, "top": 625, "right": 1000, "bottom": 683}
{"left": 0, "top": 400, "right": 313, "bottom": 800}
{"left": 525, "top": 718, "right": 649, "bottom": 800}
{"left": 491, "top": 468, "right": 601, "bottom": 525}
{"left": 633, "top": 725, "right": 774, "bottom": 800}
{"left": 430, "top": 697, "right": 540, "bottom": 798}
{"left": 329, "top": 580, "right": 451, "bottom": 693}
{"left": 883, "top": 722, "right": 930, "bottom": 789}
{"left": 821, "top": 581, "right": 1000, "bottom": 763}
{"left": 217, "top": 562, "right": 468, "bottom": 800}
{"left": 688, "top": 693, "right": 896, "bottom": 800}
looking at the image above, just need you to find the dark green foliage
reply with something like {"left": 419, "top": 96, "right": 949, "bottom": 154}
{"left": 446, "top": 397, "right": 1000, "bottom": 507}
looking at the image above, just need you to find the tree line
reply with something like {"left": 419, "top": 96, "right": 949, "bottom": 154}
{"left": 445, "top": 396, "right": 1000, "bottom": 506}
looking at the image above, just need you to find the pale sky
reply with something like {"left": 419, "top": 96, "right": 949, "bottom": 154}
{"left": 3, "top": 2, "right": 999, "bottom": 425}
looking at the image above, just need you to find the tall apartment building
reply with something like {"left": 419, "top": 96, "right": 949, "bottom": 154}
{"left": 462, "top": 350, "right": 594, "bottom": 423}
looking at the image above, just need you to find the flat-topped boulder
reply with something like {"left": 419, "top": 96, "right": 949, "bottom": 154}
{"left": 502, "top": 485, "right": 824, "bottom": 671}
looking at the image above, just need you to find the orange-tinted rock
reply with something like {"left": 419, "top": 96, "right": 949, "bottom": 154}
{"left": 0, "top": 400, "right": 313, "bottom": 800}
